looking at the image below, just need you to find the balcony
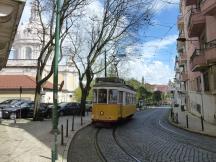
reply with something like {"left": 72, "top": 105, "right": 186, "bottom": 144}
{"left": 179, "top": 53, "right": 187, "bottom": 65}
{"left": 201, "top": 0, "right": 216, "bottom": 16}
{"left": 0, "top": 0, "right": 26, "bottom": 70}
{"left": 205, "top": 39, "right": 216, "bottom": 64}
{"left": 177, "top": 40, "right": 185, "bottom": 53}
{"left": 180, "top": 71, "right": 189, "bottom": 82}
{"left": 177, "top": 15, "right": 184, "bottom": 27}
{"left": 188, "top": 8, "right": 205, "bottom": 38}
{"left": 185, "top": 0, "right": 197, "bottom": 6}
{"left": 190, "top": 49, "right": 208, "bottom": 72}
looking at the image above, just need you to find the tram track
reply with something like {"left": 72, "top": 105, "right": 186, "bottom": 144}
{"left": 112, "top": 127, "right": 142, "bottom": 162}
{"left": 94, "top": 128, "right": 108, "bottom": 162}
{"left": 94, "top": 126, "right": 141, "bottom": 162}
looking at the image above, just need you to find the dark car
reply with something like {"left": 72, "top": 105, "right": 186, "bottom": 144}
{"left": 2, "top": 101, "right": 47, "bottom": 119}
{"left": 0, "top": 99, "right": 21, "bottom": 110}
{"left": 58, "top": 102, "right": 81, "bottom": 116}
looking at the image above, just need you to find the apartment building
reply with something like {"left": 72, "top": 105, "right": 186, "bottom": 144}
{"left": 175, "top": 0, "right": 216, "bottom": 123}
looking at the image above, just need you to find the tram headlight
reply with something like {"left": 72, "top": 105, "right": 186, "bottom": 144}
{"left": 100, "top": 111, "right": 104, "bottom": 115}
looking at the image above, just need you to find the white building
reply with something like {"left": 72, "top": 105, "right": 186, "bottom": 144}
{"left": 0, "top": 1, "right": 79, "bottom": 103}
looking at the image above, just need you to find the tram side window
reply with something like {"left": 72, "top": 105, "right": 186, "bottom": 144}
{"left": 126, "top": 93, "right": 130, "bottom": 104}
{"left": 93, "top": 90, "right": 97, "bottom": 103}
{"left": 119, "top": 91, "right": 123, "bottom": 104}
{"left": 98, "top": 89, "right": 107, "bottom": 103}
{"left": 109, "top": 89, "right": 118, "bottom": 104}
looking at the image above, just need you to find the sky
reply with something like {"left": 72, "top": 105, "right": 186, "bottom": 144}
{"left": 123, "top": 0, "right": 180, "bottom": 85}
{"left": 18, "top": 0, "right": 180, "bottom": 85}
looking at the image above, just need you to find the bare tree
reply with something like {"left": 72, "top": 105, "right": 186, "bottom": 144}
{"left": 32, "top": 0, "right": 87, "bottom": 120}
{"left": 68, "top": 0, "right": 153, "bottom": 116}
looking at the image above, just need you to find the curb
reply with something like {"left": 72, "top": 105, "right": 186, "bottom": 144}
{"left": 168, "top": 115, "right": 216, "bottom": 138}
{"left": 61, "top": 119, "right": 92, "bottom": 162}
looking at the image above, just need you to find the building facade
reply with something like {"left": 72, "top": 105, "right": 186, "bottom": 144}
{"left": 174, "top": 0, "right": 216, "bottom": 123}
{"left": 0, "top": 2, "right": 79, "bottom": 103}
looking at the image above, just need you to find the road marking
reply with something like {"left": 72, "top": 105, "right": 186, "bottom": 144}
{"left": 158, "top": 120, "right": 182, "bottom": 136}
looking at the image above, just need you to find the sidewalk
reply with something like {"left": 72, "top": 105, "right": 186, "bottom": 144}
{"left": 0, "top": 113, "right": 91, "bottom": 162}
{"left": 171, "top": 108, "right": 216, "bottom": 137}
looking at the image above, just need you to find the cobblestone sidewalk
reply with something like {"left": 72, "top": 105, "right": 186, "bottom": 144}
{"left": 171, "top": 108, "right": 216, "bottom": 137}
{"left": 0, "top": 114, "right": 91, "bottom": 162}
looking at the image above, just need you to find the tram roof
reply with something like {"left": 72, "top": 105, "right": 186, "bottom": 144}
{"left": 93, "top": 82, "right": 135, "bottom": 91}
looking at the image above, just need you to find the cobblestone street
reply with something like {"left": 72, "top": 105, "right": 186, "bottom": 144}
{"left": 68, "top": 108, "right": 216, "bottom": 162}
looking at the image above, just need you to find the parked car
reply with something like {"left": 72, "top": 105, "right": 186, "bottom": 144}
{"left": 45, "top": 102, "right": 66, "bottom": 118}
{"left": 2, "top": 100, "right": 47, "bottom": 119}
{"left": 0, "top": 99, "right": 22, "bottom": 110}
{"left": 58, "top": 102, "right": 81, "bottom": 116}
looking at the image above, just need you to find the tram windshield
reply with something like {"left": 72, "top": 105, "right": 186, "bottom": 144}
{"left": 108, "top": 89, "right": 118, "bottom": 104}
{"left": 98, "top": 89, "right": 107, "bottom": 103}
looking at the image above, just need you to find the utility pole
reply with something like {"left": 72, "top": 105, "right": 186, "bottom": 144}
{"left": 105, "top": 50, "right": 107, "bottom": 78}
{"left": 52, "top": 0, "right": 60, "bottom": 161}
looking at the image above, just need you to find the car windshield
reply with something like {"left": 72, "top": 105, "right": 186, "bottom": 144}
{"left": 13, "top": 100, "right": 28, "bottom": 107}
{"left": 0, "top": 99, "right": 16, "bottom": 104}
{"left": 10, "top": 100, "right": 23, "bottom": 106}
{"left": 59, "top": 102, "right": 68, "bottom": 107}
{"left": 20, "top": 102, "right": 32, "bottom": 108}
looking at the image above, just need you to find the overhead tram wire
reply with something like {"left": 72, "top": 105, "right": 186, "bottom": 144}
{"left": 160, "top": 0, "right": 179, "bottom": 5}
{"left": 131, "top": 0, "right": 192, "bottom": 64}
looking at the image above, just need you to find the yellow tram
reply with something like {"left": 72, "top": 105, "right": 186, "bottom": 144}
{"left": 92, "top": 77, "right": 136, "bottom": 123}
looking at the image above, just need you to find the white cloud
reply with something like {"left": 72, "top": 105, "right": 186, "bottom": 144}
{"left": 126, "top": 34, "right": 178, "bottom": 60}
{"left": 121, "top": 60, "right": 174, "bottom": 84}
{"left": 121, "top": 34, "right": 178, "bottom": 84}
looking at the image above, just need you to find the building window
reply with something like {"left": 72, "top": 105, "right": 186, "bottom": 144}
{"left": 196, "top": 76, "right": 202, "bottom": 92}
{"left": 26, "top": 47, "right": 32, "bottom": 59}
{"left": 203, "top": 72, "right": 209, "bottom": 91}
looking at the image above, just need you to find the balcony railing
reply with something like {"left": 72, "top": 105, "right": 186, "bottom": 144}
{"left": 190, "top": 49, "right": 208, "bottom": 71}
{"left": 179, "top": 53, "right": 187, "bottom": 65}
{"left": 185, "top": 0, "right": 197, "bottom": 6}
{"left": 178, "top": 15, "right": 184, "bottom": 26}
{"left": 180, "top": 71, "right": 189, "bottom": 82}
{"left": 204, "top": 39, "right": 216, "bottom": 64}
{"left": 205, "top": 39, "right": 216, "bottom": 49}
{"left": 201, "top": 0, "right": 216, "bottom": 16}
{"left": 188, "top": 7, "right": 205, "bottom": 38}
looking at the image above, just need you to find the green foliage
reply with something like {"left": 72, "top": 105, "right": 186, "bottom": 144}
{"left": 126, "top": 78, "right": 153, "bottom": 104}
{"left": 152, "top": 91, "right": 162, "bottom": 103}
{"left": 74, "top": 86, "right": 93, "bottom": 101}
{"left": 126, "top": 78, "right": 142, "bottom": 90}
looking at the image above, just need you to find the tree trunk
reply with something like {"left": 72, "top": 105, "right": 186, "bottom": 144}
{"left": 33, "top": 84, "right": 42, "bottom": 120}
{"left": 33, "top": 67, "right": 43, "bottom": 121}
{"left": 80, "top": 88, "right": 88, "bottom": 117}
